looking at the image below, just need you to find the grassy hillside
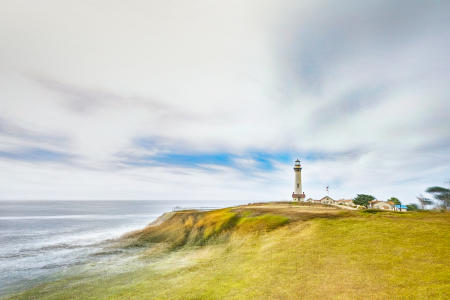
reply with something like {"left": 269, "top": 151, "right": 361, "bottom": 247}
{"left": 8, "top": 203, "right": 450, "bottom": 299}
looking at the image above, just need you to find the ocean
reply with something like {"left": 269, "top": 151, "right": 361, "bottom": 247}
{"left": 0, "top": 200, "right": 246, "bottom": 296}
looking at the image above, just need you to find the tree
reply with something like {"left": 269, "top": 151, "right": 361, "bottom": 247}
{"left": 426, "top": 186, "right": 450, "bottom": 209}
{"left": 406, "top": 204, "right": 419, "bottom": 211}
{"left": 353, "top": 194, "right": 375, "bottom": 208}
{"left": 416, "top": 194, "right": 433, "bottom": 210}
{"left": 388, "top": 197, "right": 401, "bottom": 205}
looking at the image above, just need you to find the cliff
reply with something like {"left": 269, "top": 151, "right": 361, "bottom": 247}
{"left": 9, "top": 203, "right": 450, "bottom": 299}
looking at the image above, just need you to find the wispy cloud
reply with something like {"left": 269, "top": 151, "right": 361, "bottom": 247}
{"left": 0, "top": 0, "right": 448, "bottom": 202}
{"left": 0, "top": 118, "right": 67, "bottom": 145}
{"left": 0, "top": 147, "right": 73, "bottom": 163}
{"left": 32, "top": 76, "right": 176, "bottom": 115}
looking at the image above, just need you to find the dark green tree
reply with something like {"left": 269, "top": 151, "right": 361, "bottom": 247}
{"left": 353, "top": 194, "right": 375, "bottom": 208}
{"left": 426, "top": 185, "right": 450, "bottom": 209}
{"left": 416, "top": 194, "right": 433, "bottom": 210}
{"left": 406, "top": 204, "right": 419, "bottom": 211}
{"left": 388, "top": 197, "right": 401, "bottom": 205}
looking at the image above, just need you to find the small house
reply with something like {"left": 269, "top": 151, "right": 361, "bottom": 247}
{"left": 320, "top": 196, "right": 335, "bottom": 205}
{"left": 370, "top": 200, "right": 394, "bottom": 210}
{"left": 336, "top": 199, "right": 356, "bottom": 207}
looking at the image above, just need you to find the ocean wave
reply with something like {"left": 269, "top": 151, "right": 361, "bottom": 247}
{"left": 41, "top": 261, "right": 85, "bottom": 269}
{"left": 90, "top": 249, "right": 124, "bottom": 256}
{"left": 0, "top": 214, "right": 159, "bottom": 220}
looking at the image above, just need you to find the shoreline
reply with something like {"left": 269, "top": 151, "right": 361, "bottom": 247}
{"left": 5, "top": 203, "right": 450, "bottom": 299}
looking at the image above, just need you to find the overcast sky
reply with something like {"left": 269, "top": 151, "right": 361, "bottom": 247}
{"left": 0, "top": 0, "right": 449, "bottom": 203}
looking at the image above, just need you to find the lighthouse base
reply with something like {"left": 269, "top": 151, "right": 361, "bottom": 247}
{"left": 292, "top": 193, "right": 306, "bottom": 202}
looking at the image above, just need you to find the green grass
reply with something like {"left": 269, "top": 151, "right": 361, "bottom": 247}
{"left": 123, "top": 207, "right": 289, "bottom": 250}
{"left": 236, "top": 214, "right": 289, "bottom": 232}
{"left": 7, "top": 204, "right": 450, "bottom": 299}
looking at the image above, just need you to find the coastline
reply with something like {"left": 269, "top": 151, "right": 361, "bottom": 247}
{"left": 0, "top": 200, "right": 246, "bottom": 298}
{"left": 5, "top": 202, "right": 450, "bottom": 299}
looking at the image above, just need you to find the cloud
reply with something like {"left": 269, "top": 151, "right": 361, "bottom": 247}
{"left": 0, "top": 147, "right": 73, "bottom": 163}
{"left": 0, "top": 117, "right": 67, "bottom": 145}
{"left": 277, "top": 0, "right": 450, "bottom": 90}
{"left": 32, "top": 76, "right": 173, "bottom": 114}
{"left": 0, "top": 0, "right": 449, "bottom": 203}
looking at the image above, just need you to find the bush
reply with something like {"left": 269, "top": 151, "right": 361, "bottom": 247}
{"left": 353, "top": 194, "right": 376, "bottom": 207}
{"left": 406, "top": 204, "right": 419, "bottom": 211}
{"left": 361, "top": 209, "right": 382, "bottom": 214}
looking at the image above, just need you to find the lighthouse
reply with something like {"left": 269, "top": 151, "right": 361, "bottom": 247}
{"left": 292, "top": 159, "right": 305, "bottom": 201}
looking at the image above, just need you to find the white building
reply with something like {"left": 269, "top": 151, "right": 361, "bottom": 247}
{"left": 319, "top": 196, "right": 335, "bottom": 205}
{"left": 336, "top": 199, "right": 356, "bottom": 207}
{"left": 369, "top": 200, "right": 394, "bottom": 210}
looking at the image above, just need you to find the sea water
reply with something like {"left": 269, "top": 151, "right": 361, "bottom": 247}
{"left": 0, "top": 200, "right": 246, "bottom": 296}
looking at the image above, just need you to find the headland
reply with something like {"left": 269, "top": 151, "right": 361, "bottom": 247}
{"left": 7, "top": 202, "right": 450, "bottom": 299}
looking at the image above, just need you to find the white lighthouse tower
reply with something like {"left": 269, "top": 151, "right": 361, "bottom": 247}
{"left": 292, "top": 159, "right": 305, "bottom": 201}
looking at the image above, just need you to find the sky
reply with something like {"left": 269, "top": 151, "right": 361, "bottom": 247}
{"left": 0, "top": 0, "right": 449, "bottom": 203}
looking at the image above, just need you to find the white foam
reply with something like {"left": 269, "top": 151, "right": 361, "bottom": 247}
{"left": 0, "top": 214, "right": 159, "bottom": 220}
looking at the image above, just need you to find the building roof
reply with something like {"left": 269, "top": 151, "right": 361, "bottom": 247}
{"left": 371, "top": 201, "right": 394, "bottom": 207}
{"left": 370, "top": 200, "right": 384, "bottom": 204}
{"left": 292, "top": 193, "right": 305, "bottom": 198}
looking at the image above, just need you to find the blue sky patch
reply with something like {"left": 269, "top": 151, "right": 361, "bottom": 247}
{"left": 121, "top": 148, "right": 297, "bottom": 172}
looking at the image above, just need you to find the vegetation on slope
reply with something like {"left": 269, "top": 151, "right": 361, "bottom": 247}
{"left": 122, "top": 206, "right": 295, "bottom": 250}
{"left": 8, "top": 203, "right": 450, "bottom": 300}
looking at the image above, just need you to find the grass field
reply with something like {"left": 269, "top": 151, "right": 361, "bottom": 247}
{"left": 8, "top": 203, "right": 450, "bottom": 299}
